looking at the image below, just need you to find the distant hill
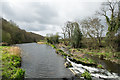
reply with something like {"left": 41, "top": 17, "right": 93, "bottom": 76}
{"left": 0, "top": 18, "right": 44, "bottom": 44}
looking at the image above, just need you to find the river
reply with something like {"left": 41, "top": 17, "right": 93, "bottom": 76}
{"left": 17, "top": 43, "right": 74, "bottom": 78}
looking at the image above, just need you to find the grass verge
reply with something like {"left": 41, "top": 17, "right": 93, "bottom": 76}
{"left": 0, "top": 46, "right": 25, "bottom": 80}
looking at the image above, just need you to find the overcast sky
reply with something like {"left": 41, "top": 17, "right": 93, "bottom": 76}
{"left": 0, "top": 0, "right": 106, "bottom": 36}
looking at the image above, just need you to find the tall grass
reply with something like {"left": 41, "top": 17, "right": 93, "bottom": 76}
{"left": 8, "top": 47, "right": 21, "bottom": 56}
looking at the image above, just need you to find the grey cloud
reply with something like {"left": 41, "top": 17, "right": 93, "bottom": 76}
{"left": 0, "top": 0, "right": 103, "bottom": 36}
{"left": 2, "top": 2, "right": 59, "bottom": 24}
{"left": 2, "top": 2, "right": 15, "bottom": 18}
{"left": 27, "top": 25, "right": 47, "bottom": 31}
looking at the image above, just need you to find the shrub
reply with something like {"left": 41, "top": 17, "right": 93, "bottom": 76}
{"left": 11, "top": 68, "right": 25, "bottom": 80}
{"left": 64, "top": 56, "right": 66, "bottom": 59}
{"left": 50, "top": 44, "right": 56, "bottom": 49}
{"left": 81, "top": 71, "right": 92, "bottom": 80}
{"left": 97, "top": 64, "right": 103, "bottom": 68}
{"left": 46, "top": 33, "right": 60, "bottom": 44}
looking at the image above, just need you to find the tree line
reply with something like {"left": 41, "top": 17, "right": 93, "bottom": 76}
{"left": 0, "top": 18, "right": 44, "bottom": 45}
{"left": 46, "top": 0, "right": 120, "bottom": 52}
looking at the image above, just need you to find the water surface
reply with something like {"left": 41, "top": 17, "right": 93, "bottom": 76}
{"left": 17, "top": 43, "right": 73, "bottom": 78}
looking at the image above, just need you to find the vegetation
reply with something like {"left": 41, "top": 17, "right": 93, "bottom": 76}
{"left": 36, "top": 1, "right": 120, "bottom": 80}
{"left": 50, "top": 44, "right": 57, "bottom": 49}
{"left": 97, "top": 64, "right": 103, "bottom": 69}
{"left": 1, "top": 18, "right": 44, "bottom": 45}
{"left": 46, "top": 43, "right": 57, "bottom": 49}
{"left": 97, "top": 0, "right": 120, "bottom": 52}
{"left": 1, "top": 0, "right": 120, "bottom": 79}
{"left": 60, "top": 0, "right": 120, "bottom": 64}
{"left": 62, "top": 21, "right": 83, "bottom": 48}
{"left": 55, "top": 49, "right": 68, "bottom": 56}
{"left": 70, "top": 57, "right": 96, "bottom": 66}
{"left": 81, "top": 71, "right": 92, "bottom": 80}
{"left": 0, "top": 46, "right": 25, "bottom": 80}
{"left": 80, "top": 17, "right": 104, "bottom": 48}
{"left": 71, "top": 22, "right": 83, "bottom": 48}
{"left": 46, "top": 33, "right": 59, "bottom": 44}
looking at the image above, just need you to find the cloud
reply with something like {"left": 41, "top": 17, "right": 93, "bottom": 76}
{"left": 1, "top": 0, "right": 104, "bottom": 36}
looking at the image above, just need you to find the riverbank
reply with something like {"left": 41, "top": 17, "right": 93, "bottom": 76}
{"left": 38, "top": 42, "right": 120, "bottom": 79}
{"left": 82, "top": 48, "right": 120, "bottom": 64}
{"left": 0, "top": 46, "right": 25, "bottom": 80}
{"left": 38, "top": 42, "right": 103, "bottom": 68}
{"left": 56, "top": 43, "right": 120, "bottom": 64}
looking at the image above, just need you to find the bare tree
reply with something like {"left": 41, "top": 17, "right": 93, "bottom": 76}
{"left": 96, "top": 0, "right": 119, "bottom": 36}
{"left": 80, "top": 17, "right": 104, "bottom": 48}
{"left": 96, "top": 0, "right": 120, "bottom": 50}
{"left": 62, "top": 21, "right": 76, "bottom": 39}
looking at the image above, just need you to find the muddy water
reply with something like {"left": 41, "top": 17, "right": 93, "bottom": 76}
{"left": 17, "top": 43, "right": 73, "bottom": 78}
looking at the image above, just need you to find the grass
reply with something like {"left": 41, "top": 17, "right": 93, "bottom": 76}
{"left": 71, "top": 57, "right": 96, "bottom": 66}
{"left": 55, "top": 49, "right": 68, "bottom": 56}
{"left": 69, "top": 48, "right": 79, "bottom": 52}
{"left": 50, "top": 44, "right": 56, "bottom": 49}
{"left": 78, "top": 48, "right": 120, "bottom": 64}
{"left": 0, "top": 46, "right": 25, "bottom": 80}
{"left": 45, "top": 43, "right": 57, "bottom": 49}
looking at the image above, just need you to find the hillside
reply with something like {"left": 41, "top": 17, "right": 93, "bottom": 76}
{"left": 0, "top": 18, "right": 44, "bottom": 44}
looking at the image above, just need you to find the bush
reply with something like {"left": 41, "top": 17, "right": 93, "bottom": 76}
{"left": 64, "top": 56, "right": 66, "bottom": 59}
{"left": 97, "top": 64, "right": 103, "bottom": 69}
{"left": 81, "top": 71, "right": 92, "bottom": 80}
{"left": 50, "top": 44, "right": 56, "bottom": 49}
{"left": 46, "top": 33, "right": 60, "bottom": 44}
{"left": 11, "top": 68, "right": 25, "bottom": 80}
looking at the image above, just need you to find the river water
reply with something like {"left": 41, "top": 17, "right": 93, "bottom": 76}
{"left": 60, "top": 47, "right": 120, "bottom": 80}
{"left": 17, "top": 43, "right": 73, "bottom": 78}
